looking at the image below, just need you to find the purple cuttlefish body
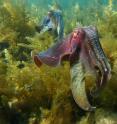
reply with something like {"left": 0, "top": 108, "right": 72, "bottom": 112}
{"left": 33, "top": 26, "right": 111, "bottom": 111}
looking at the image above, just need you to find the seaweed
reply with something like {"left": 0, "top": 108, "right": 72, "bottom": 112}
{"left": 0, "top": 0, "right": 117, "bottom": 123}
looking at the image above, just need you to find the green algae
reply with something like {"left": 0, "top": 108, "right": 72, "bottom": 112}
{"left": 0, "top": 0, "right": 116, "bottom": 124}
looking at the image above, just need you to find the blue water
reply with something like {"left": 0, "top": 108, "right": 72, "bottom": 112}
{"left": 12, "top": 0, "right": 117, "bottom": 10}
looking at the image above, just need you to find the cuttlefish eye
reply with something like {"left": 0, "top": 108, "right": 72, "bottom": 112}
{"left": 48, "top": 10, "right": 53, "bottom": 17}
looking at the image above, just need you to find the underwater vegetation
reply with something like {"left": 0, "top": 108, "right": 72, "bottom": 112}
{"left": 0, "top": 0, "right": 117, "bottom": 124}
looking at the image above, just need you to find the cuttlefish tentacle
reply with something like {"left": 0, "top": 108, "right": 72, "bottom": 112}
{"left": 70, "top": 60, "right": 96, "bottom": 111}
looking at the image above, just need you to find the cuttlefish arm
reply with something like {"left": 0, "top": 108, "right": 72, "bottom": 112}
{"left": 70, "top": 60, "right": 96, "bottom": 111}
{"left": 33, "top": 34, "right": 73, "bottom": 67}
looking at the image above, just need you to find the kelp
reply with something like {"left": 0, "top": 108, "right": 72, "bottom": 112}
{"left": 0, "top": 0, "right": 117, "bottom": 124}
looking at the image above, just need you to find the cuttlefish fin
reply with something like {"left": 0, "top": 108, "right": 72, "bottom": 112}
{"left": 70, "top": 60, "right": 96, "bottom": 111}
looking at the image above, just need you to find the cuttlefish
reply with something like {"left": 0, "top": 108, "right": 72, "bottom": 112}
{"left": 33, "top": 26, "right": 111, "bottom": 111}
{"left": 35, "top": 7, "right": 64, "bottom": 40}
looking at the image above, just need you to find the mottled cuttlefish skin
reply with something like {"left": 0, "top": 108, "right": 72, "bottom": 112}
{"left": 33, "top": 26, "right": 111, "bottom": 111}
{"left": 83, "top": 26, "right": 111, "bottom": 89}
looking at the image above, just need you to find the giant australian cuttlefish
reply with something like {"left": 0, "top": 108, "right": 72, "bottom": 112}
{"left": 33, "top": 26, "right": 111, "bottom": 111}
{"left": 35, "top": 7, "right": 64, "bottom": 40}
